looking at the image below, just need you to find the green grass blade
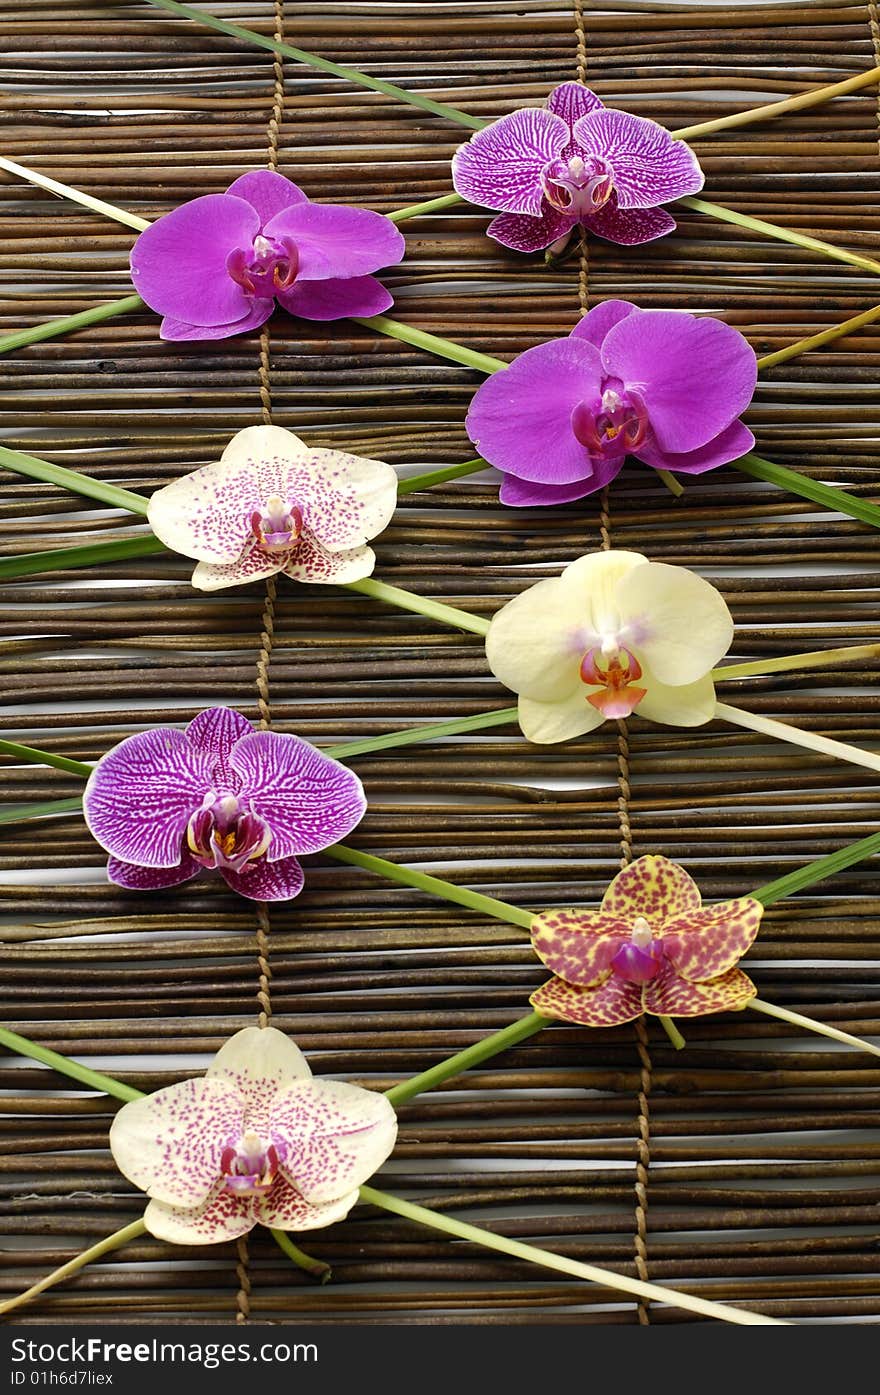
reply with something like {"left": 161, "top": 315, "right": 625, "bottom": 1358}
{"left": 0, "top": 534, "right": 167, "bottom": 580}
{"left": 731, "top": 453, "right": 880, "bottom": 529}
{"left": 0, "top": 445, "right": 149, "bottom": 516}
{"left": 751, "top": 830, "right": 880, "bottom": 906}
{"left": 0, "top": 740, "right": 92, "bottom": 777}
{"left": 0, "top": 295, "right": 143, "bottom": 356}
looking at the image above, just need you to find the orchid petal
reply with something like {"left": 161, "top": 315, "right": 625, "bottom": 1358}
{"left": 159, "top": 300, "right": 274, "bottom": 342}
{"left": 614, "top": 561, "right": 733, "bottom": 684}
{"left": 107, "top": 853, "right": 201, "bottom": 891}
{"left": 569, "top": 298, "right": 637, "bottom": 350}
{"left": 530, "top": 973, "right": 643, "bottom": 1027}
{"left": 270, "top": 1079, "right": 397, "bottom": 1203}
{"left": 646, "top": 964, "right": 756, "bottom": 1017}
{"left": 635, "top": 666, "right": 718, "bottom": 726}
{"left": 531, "top": 907, "right": 631, "bottom": 987}
{"left": 601, "top": 310, "right": 757, "bottom": 454}
{"left": 452, "top": 107, "right": 570, "bottom": 216}
{"left": 83, "top": 727, "right": 212, "bottom": 869}
{"left": 635, "top": 419, "right": 755, "bottom": 475}
{"left": 282, "top": 537, "right": 377, "bottom": 585}
{"left": 225, "top": 170, "right": 308, "bottom": 226}
{"left": 573, "top": 108, "right": 704, "bottom": 208}
{"left": 485, "top": 575, "right": 587, "bottom": 703}
{"left": 663, "top": 898, "right": 763, "bottom": 982}
{"left": 186, "top": 707, "right": 254, "bottom": 788}
{"left": 499, "top": 470, "right": 622, "bottom": 507}
{"left": 129, "top": 194, "right": 260, "bottom": 327}
{"left": 229, "top": 730, "right": 366, "bottom": 858}
{"left": 486, "top": 208, "right": 576, "bottom": 254}
{"left": 517, "top": 688, "right": 607, "bottom": 744}
{"left": 144, "top": 1186, "right": 255, "bottom": 1245}
{"left": 284, "top": 446, "right": 398, "bottom": 551}
{"left": 600, "top": 855, "right": 702, "bottom": 922}
{"left": 465, "top": 338, "right": 604, "bottom": 485}
{"left": 207, "top": 1026, "right": 311, "bottom": 1135}
{"left": 557, "top": 549, "right": 648, "bottom": 636}
{"left": 265, "top": 203, "right": 405, "bottom": 280}
{"left": 277, "top": 274, "right": 394, "bottom": 321}
{"left": 258, "top": 1179, "right": 359, "bottom": 1232}
{"left": 109, "top": 1077, "right": 245, "bottom": 1208}
{"left": 546, "top": 82, "right": 604, "bottom": 128}
{"left": 191, "top": 543, "right": 285, "bottom": 593}
{"left": 220, "top": 851, "right": 306, "bottom": 902}
{"left": 586, "top": 200, "right": 677, "bottom": 245}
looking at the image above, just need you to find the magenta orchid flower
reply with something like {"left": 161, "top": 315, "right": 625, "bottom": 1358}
{"left": 83, "top": 706, "right": 365, "bottom": 902}
{"left": 129, "top": 170, "right": 406, "bottom": 340}
{"left": 530, "top": 856, "right": 763, "bottom": 1027}
{"left": 466, "top": 299, "right": 757, "bottom": 506}
{"left": 452, "top": 83, "right": 704, "bottom": 253}
{"left": 110, "top": 1026, "right": 397, "bottom": 1244}
{"left": 147, "top": 425, "right": 398, "bottom": 591}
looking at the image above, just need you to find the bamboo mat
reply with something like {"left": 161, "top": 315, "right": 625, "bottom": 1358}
{"left": 1, "top": 0, "right": 879, "bottom": 1324}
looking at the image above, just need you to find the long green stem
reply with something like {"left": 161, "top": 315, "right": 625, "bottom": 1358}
{"left": 346, "top": 577, "right": 489, "bottom": 635}
{"left": 714, "top": 643, "right": 880, "bottom": 683}
{"left": 0, "top": 156, "right": 149, "bottom": 231}
{"left": 658, "top": 1015, "right": 686, "bottom": 1050}
{"left": 0, "top": 1219, "right": 147, "bottom": 1318}
{"left": 752, "top": 828, "right": 880, "bottom": 905}
{"left": 750, "top": 999, "right": 880, "bottom": 1059}
{"left": 717, "top": 700, "right": 880, "bottom": 777}
{"left": 731, "top": 453, "right": 880, "bottom": 530}
{"left": 385, "top": 1012, "right": 549, "bottom": 1106}
{"left": 0, "top": 295, "right": 144, "bottom": 357}
{"left": 353, "top": 315, "right": 506, "bottom": 373}
{"left": 358, "top": 1187, "right": 784, "bottom": 1325}
{"left": 326, "top": 708, "right": 516, "bottom": 760}
{"left": 0, "top": 534, "right": 166, "bottom": 581}
{"left": 389, "top": 193, "right": 467, "bottom": 223}
{"left": 682, "top": 196, "right": 880, "bottom": 277}
{"left": 397, "top": 458, "right": 487, "bottom": 494}
{"left": 0, "top": 1025, "right": 143, "bottom": 1102}
{"left": 325, "top": 843, "right": 534, "bottom": 930}
{"left": 0, "top": 795, "right": 84, "bottom": 825}
{"left": 672, "top": 64, "right": 880, "bottom": 141}
{"left": 0, "top": 444, "right": 149, "bottom": 516}
{"left": 756, "top": 303, "right": 880, "bottom": 371}
{"left": 269, "top": 1230, "right": 332, "bottom": 1283}
{"left": 0, "top": 740, "right": 92, "bottom": 778}
{"left": 137, "top": 0, "right": 485, "bottom": 129}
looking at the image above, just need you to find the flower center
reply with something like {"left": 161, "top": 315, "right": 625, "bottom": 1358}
{"left": 542, "top": 154, "right": 615, "bottom": 216}
{"left": 220, "top": 1130, "right": 280, "bottom": 1195}
{"left": 187, "top": 794, "right": 272, "bottom": 872}
{"left": 579, "top": 643, "right": 647, "bottom": 719}
{"left": 610, "top": 915, "right": 665, "bottom": 984}
{"left": 251, "top": 494, "right": 304, "bottom": 553}
{"left": 571, "top": 380, "right": 649, "bottom": 458}
{"left": 226, "top": 234, "right": 299, "bottom": 298}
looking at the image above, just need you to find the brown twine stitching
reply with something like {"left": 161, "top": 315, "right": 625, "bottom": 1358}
{"left": 235, "top": 0, "right": 285, "bottom": 1325}
{"left": 574, "top": 0, "right": 588, "bottom": 84}
{"left": 869, "top": 4, "right": 880, "bottom": 156}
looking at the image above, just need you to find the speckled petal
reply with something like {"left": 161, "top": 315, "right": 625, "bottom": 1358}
{"left": 530, "top": 973, "right": 643, "bottom": 1027}
{"left": 258, "top": 1179, "right": 359, "bottom": 1232}
{"left": 229, "top": 730, "right": 366, "bottom": 858}
{"left": 531, "top": 907, "right": 631, "bottom": 987}
{"left": 600, "top": 854, "right": 702, "bottom": 923}
{"left": 283, "top": 445, "right": 398, "bottom": 551}
{"left": 147, "top": 455, "right": 267, "bottom": 565}
{"left": 109, "top": 1077, "right": 245, "bottom": 1208}
{"left": 191, "top": 544, "right": 285, "bottom": 593}
{"left": 206, "top": 1026, "right": 311, "bottom": 1137}
{"left": 452, "top": 107, "right": 570, "bottom": 216}
{"left": 270, "top": 1079, "right": 398, "bottom": 1203}
{"left": 144, "top": 1185, "right": 255, "bottom": 1246}
{"left": 186, "top": 707, "right": 254, "bottom": 789}
{"left": 83, "top": 727, "right": 213, "bottom": 869}
{"left": 662, "top": 897, "right": 764, "bottom": 982}
{"left": 283, "top": 536, "right": 377, "bottom": 585}
{"left": 646, "top": 964, "right": 756, "bottom": 1017}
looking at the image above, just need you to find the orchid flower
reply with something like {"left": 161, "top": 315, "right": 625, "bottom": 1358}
{"left": 129, "top": 170, "right": 405, "bottom": 340}
{"left": 147, "top": 425, "right": 398, "bottom": 590}
{"left": 485, "top": 549, "right": 733, "bottom": 743}
{"left": 452, "top": 82, "right": 703, "bottom": 253}
{"left": 109, "top": 1026, "right": 397, "bottom": 1244}
{"left": 83, "top": 706, "right": 365, "bottom": 901}
{"left": 530, "top": 856, "right": 763, "bottom": 1026}
{"left": 466, "top": 300, "right": 757, "bottom": 506}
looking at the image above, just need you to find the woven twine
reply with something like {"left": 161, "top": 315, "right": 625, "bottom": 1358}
{"left": 236, "top": 0, "right": 285, "bottom": 1323}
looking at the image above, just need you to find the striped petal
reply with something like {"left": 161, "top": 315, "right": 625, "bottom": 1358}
{"left": 229, "top": 730, "right": 366, "bottom": 858}
{"left": 600, "top": 855, "right": 702, "bottom": 923}
{"left": 530, "top": 973, "right": 643, "bottom": 1027}
{"left": 452, "top": 107, "right": 570, "bottom": 216}
{"left": 531, "top": 907, "right": 630, "bottom": 987}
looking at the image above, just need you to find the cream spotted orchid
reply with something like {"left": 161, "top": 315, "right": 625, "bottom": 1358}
{"left": 147, "top": 424, "right": 398, "bottom": 591}
{"left": 531, "top": 855, "right": 763, "bottom": 1027}
{"left": 109, "top": 1027, "right": 397, "bottom": 1244}
{"left": 485, "top": 549, "right": 733, "bottom": 743}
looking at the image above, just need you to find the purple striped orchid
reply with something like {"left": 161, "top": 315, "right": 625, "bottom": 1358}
{"left": 129, "top": 170, "right": 405, "bottom": 340}
{"left": 110, "top": 1027, "right": 397, "bottom": 1244}
{"left": 466, "top": 300, "right": 757, "bottom": 506}
{"left": 147, "top": 425, "right": 398, "bottom": 591}
{"left": 530, "top": 856, "right": 763, "bottom": 1026}
{"left": 452, "top": 83, "right": 704, "bottom": 253}
{"left": 83, "top": 707, "right": 366, "bottom": 902}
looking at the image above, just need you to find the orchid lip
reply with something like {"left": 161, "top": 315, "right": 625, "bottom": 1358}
{"left": 579, "top": 644, "right": 647, "bottom": 719}
{"left": 611, "top": 919, "right": 665, "bottom": 984}
{"left": 186, "top": 794, "right": 272, "bottom": 872}
{"left": 226, "top": 234, "right": 300, "bottom": 299}
{"left": 251, "top": 495, "right": 304, "bottom": 553}
{"left": 542, "top": 154, "right": 615, "bottom": 216}
{"left": 220, "top": 1132, "right": 280, "bottom": 1195}
{"left": 571, "top": 382, "right": 649, "bottom": 457}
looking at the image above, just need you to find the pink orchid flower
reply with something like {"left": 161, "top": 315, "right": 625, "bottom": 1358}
{"left": 83, "top": 706, "right": 366, "bottom": 902}
{"left": 129, "top": 170, "right": 405, "bottom": 340}
{"left": 110, "top": 1027, "right": 397, "bottom": 1244}
{"left": 147, "top": 425, "right": 398, "bottom": 591}
{"left": 531, "top": 856, "right": 763, "bottom": 1027}
{"left": 452, "top": 82, "right": 704, "bottom": 253}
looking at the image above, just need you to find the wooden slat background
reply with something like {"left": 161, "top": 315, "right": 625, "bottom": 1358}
{"left": 1, "top": 0, "right": 879, "bottom": 1323}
